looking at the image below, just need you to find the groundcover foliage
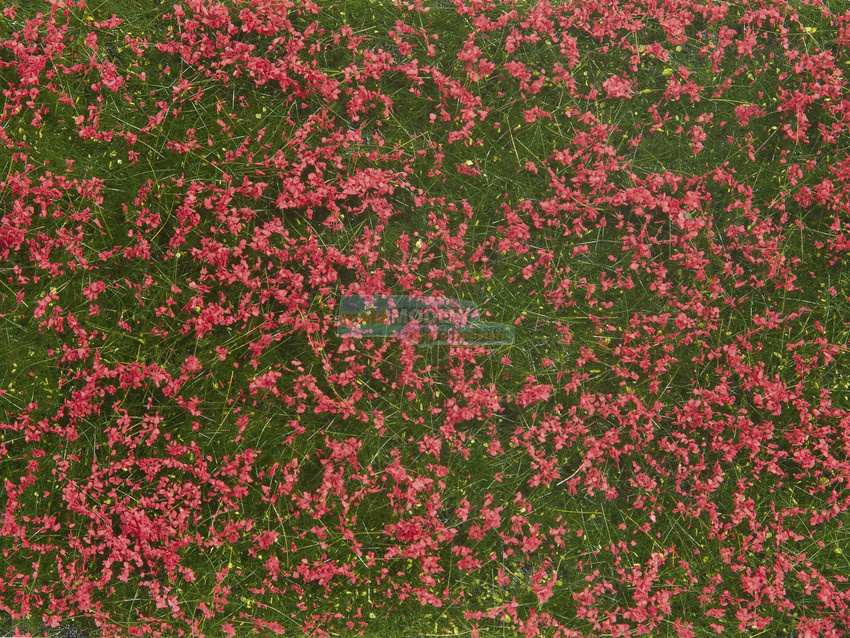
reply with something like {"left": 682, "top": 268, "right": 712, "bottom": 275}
{"left": 2, "top": 0, "right": 850, "bottom": 636}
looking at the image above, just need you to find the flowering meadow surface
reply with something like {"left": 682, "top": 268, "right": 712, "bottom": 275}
{"left": 3, "top": 0, "right": 850, "bottom": 636}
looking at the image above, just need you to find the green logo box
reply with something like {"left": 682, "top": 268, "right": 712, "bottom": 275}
{"left": 338, "top": 295, "right": 514, "bottom": 346}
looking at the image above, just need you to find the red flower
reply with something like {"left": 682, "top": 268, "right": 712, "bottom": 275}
{"left": 602, "top": 75, "right": 634, "bottom": 99}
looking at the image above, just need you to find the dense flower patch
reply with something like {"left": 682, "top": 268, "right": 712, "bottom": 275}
{"left": 2, "top": 0, "right": 850, "bottom": 636}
